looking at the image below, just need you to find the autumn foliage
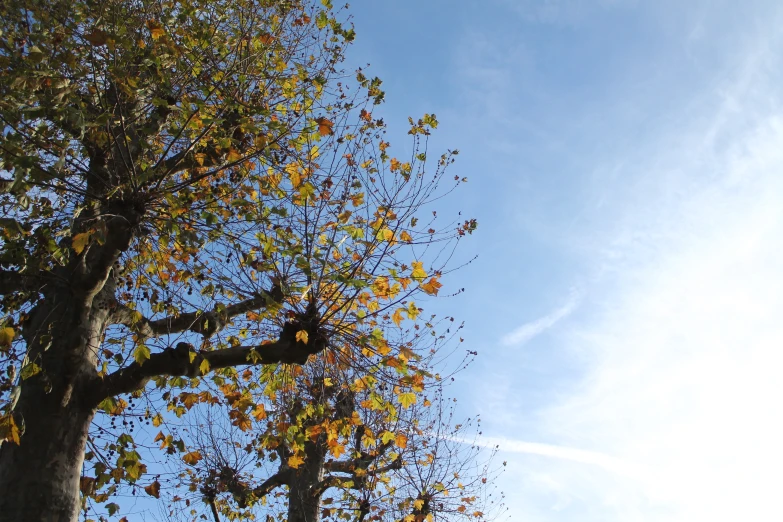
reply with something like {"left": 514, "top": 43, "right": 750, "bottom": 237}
{"left": 0, "top": 1, "right": 494, "bottom": 521}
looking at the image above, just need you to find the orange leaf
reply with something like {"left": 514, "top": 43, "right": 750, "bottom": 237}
{"left": 182, "top": 451, "right": 202, "bottom": 465}
{"left": 296, "top": 330, "right": 309, "bottom": 344}
{"left": 395, "top": 433, "right": 408, "bottom": 449}
{"left": 144, "top": 480, "right": 161, "bottom": 498}
{"left": 251, "top": 404, "right": 267, "bottom": 421}
{"left": 391, "top": 309, "right": 404, "bottom": 327}
{"left": 420, "top": 277, "right": 442, "bottom": 296}
{"left": 316, "top": 117, "right": 334, "bottom": 136}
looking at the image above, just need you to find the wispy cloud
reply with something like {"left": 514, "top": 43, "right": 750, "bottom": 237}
{"left": 500, "top": 290, "right": 580, "bottom": 347}
{"left": 515, "top": 7, "right": 783, "bottom": 521}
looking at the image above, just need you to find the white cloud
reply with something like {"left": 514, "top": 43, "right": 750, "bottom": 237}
{"left": 473, "top": 3, "right": 783, "bottom": 521}
{"left": 500, "top": 290, "right": 580, "bottom": 347}
{"left": 505, "top": 15, "right": 783, "bottom": 522}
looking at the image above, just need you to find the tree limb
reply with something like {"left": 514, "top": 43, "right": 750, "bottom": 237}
{"left": 317, "top": 441, "right": 401, "bottom": 496}
{"left": 0, "top": 269, "right": 47, "bottom": 296}
{"left": 110, "top": 284, "right": 283, "bottom": 339}
{"left": 95, "top": 319, "right": 326, "bottom": 401}
{"left": 207, "top": 497, "right": 221, "bottom": 522}
{"left": 249, "top": 470, "right": 289, "bottom": 500}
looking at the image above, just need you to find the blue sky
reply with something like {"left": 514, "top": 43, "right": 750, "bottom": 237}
{"left": 350, "top": 1, "right": 783, "bottom": 520}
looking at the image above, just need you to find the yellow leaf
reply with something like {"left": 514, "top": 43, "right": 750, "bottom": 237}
{"left": 400, "top": 230, "right": 413, "bottom": 242}
{"left": 226, "top": 148, "right": 241, "bottom": 163}
{"left": 151, "top": 413, "right": 164, "bottom": 427}
{"left": 72, "top": 231, "right": 92, "bottom": 255}
{"left": 288, "top": 454, "right": 305, "bottom": 469}
{"left": 0, "top": 414, "right": 21, "bottom": 445}
{"left": 0, "top": 327, "right": 14, "bottom": 348}
{"left": 371, "top": 276, "right": 390, "bottom": 298}
{"left": 414, "top": 499, "right": 425, "bottom": 511}
{"left": 420, "top": 277, "right": 442, "bottom": 296}
{"left": 337, "top": 209, "right": 352, "bottom": 223}
{"left": 199, "top": 358, "right": 210, "bottom": 375}
{"left": 406, "top": 301, "right": 419, "bottom": 320}
{"left": 391, "top": 309, "right": 404, "bottom": 327}
{"left": 395, "top": 433, "right": 408, "bottom": 448}
{"left": 182, "top": 451, "right": 202, "bottom": 465}
{"left": 350, "top": 192, "right": 365, "bottom": 207}
{"left": 411, "top": 261, "right": 427, "bottom": 280}
{"left": 329, "top": 442, "right": 345, "bottom": 458}
{"left": 377, "top": 342, "right": 391, "bottom": 356}
{"left": 397, "top": 392, "right": 417, "bottom": 409}
{"left": 148, "top": 21, "right": 165, "bottom": 40}
{"left": 296, "top": 330, "right": 309, "bottom": 344}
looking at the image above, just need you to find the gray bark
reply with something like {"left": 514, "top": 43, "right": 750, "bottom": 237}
{"left": 0, "top": 282, "right": 112, "bottom": 522}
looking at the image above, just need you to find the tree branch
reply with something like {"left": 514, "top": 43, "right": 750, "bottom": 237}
{"left": 110, "top": 284, "right": 283, "bottom": 339}
{"left": 78, "top": 210, "right": 139, "bottom": 299}
{"left": 250, "top": 470, "right": 289, "bottom": 500}
{"left": 207, "top": 497, "right": 221, "bottom": 522}
{"left": 95, "top": 317, "right": 326, "bottom": 401}
{"left": 318, "top": 441, "right": 401, "bottom": 495}
{"left": 0, "top": 269, "right": 48, "bottom": 296}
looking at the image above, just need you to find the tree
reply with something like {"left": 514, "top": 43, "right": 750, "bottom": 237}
{"left": 148, "top": 360, "right": 504, "bottom": 522}
{"left": 0, "top": 1, "right": 476, "bottom": 521}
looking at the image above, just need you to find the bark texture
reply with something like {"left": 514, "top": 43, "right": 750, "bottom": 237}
{"left": 0, "top": 282, "right": 111, "bottom": 522}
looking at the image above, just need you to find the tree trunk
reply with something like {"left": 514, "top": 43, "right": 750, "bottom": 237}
{"left": 287, "top": 441, "right": 328, "bottom": 522}
{"left": 0, "top": 284, "right": 111, "bottom": 522}
{"left": 0, "top": 388, "right": 96, "bottom": 522}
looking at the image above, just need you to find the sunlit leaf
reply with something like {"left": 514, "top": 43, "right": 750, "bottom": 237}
{"left": 288, "top": 454, "right": 305, "bottom": 469}
{"left": 182, "top": 451, "right": 202, "bottom": 465}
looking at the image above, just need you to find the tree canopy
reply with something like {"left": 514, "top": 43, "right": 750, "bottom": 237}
{"left": 0, "top": 1, "right": 489, "bottom": 521}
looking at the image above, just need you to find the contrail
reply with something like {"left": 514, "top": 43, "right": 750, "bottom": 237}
{"left": 452, "top": 435, "right": 643, "bottom": 479}
{"left": 500, "top": 289, "right": 580, "bottom": 346}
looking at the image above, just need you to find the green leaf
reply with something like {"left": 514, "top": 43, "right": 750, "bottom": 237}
{"left": 20, "top": 363, "right": 41, "bottom": 380}
{"left": 134, "top": 344, "right": 151, "bottom": 365}
{"left": 316, "top": 11, "right": 329, "bottom": 29}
